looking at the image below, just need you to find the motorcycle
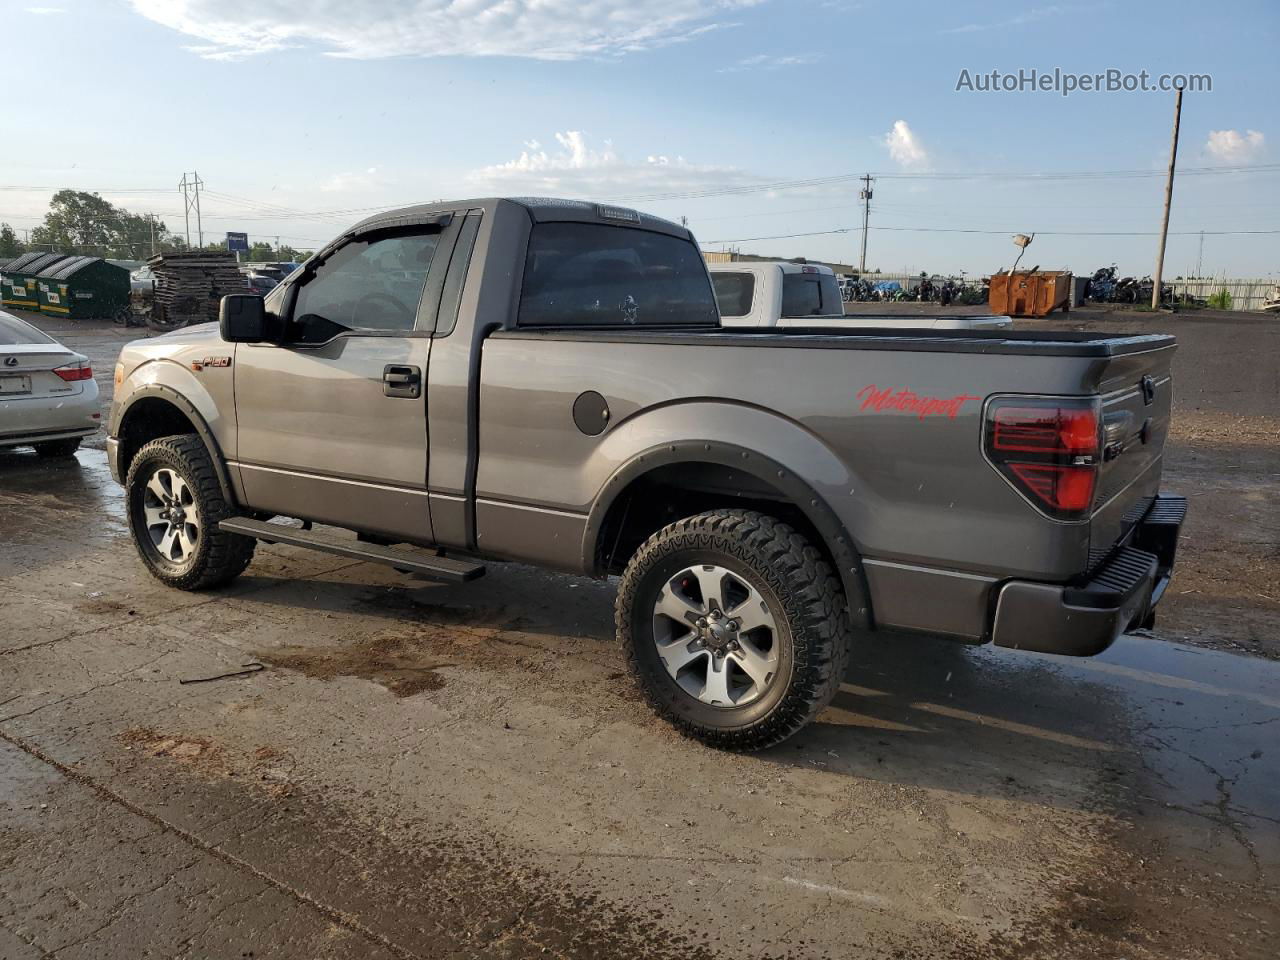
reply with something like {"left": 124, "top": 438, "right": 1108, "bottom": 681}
{"left": 915, "top": 275, "right": 936, "bottom": 303}
{"left": 1085, "top": 265, "right": 1118, "bottom": 302}
{"left": 1113, "top": 276, "right": 1139, "bottom": 304}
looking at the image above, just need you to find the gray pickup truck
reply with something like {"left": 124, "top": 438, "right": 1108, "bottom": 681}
{"left": 107, "top": 197, "right": 1185, "bottom": 750}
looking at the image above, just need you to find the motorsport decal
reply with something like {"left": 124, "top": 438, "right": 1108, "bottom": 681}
{"left": 856, "top": 384, "right": 980, "bottom": 420}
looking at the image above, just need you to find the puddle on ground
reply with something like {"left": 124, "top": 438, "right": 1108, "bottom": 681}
{"left": 0, "top": 448, "right": 127, "bottom": 562}
{"left": 254, "top": 633, "right": 454, "bottom": 697}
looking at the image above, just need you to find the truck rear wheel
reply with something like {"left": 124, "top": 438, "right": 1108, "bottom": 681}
{"left": 125, "top": 435, "right": 255, "bottom": 590}
{"left": 617, "top": 509, "right": 851, "bottom": 751}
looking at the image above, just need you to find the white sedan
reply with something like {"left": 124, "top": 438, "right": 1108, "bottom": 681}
{"left": 0, "top": 310, "right": 100, "bottom": 457}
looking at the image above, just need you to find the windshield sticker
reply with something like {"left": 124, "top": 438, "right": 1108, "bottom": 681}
{"left": 857, "top": 384, "right": 979, "bottom": 420}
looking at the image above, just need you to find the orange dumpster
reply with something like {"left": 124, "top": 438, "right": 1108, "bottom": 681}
{"left": 989, "top": 270, "right": 1072, "bottom": 317}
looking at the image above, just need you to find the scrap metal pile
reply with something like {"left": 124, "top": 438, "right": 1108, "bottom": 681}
{"left": 145, "top": 251, "right": 243, "bottom": 330}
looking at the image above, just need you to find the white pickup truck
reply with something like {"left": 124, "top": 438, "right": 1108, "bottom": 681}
{"left": 709, "top": 261, "right": 1012, "bottom": 330}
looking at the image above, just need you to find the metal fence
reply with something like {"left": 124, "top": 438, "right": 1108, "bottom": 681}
{"left": 1167, "top": 278, "right": 1276, "bottom": 312}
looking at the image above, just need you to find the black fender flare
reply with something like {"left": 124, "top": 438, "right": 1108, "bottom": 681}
{"left": 582, "top": 439, "right": 873, "bottom": 629}
{"left": 114, "top": 385, "right": 238, "bottom": 507}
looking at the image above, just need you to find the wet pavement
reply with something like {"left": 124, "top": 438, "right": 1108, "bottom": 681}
{"left": 0, "top": 442, "right": 1276, "bottom": 959}
{"left": 1, "top": 312, "right": 1277, "bottom": 957}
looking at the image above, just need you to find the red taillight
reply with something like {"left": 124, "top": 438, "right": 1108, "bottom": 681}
{"left": 992, "top": 406, "right": 1098, "bottom": 454}
{"left": 985, "top": 398, "right": 1100, "bottom": 520}
{"left": 1008, "top": 463, "right": 1096, "bottom": 513}
{"left": 54, "top": 363, "right": 93, "bottom": 382}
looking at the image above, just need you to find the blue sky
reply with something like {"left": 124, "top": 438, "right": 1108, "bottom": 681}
{"left": 2, "top": 0, "right": 1277, "bottom": 276}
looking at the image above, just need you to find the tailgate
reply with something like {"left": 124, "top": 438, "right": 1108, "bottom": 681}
{"left": 1088, "top": 345, "right": 1175, "bottom": 569}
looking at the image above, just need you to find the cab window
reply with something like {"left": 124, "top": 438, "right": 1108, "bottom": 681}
{"left": 288, "top": 228, "right": 441, "bottom": 343}
{"left": 782, "top": 272, "right": 842, "bottom": 318}
{"left": 711, "top": 272, "right": 755, "bottom": 318}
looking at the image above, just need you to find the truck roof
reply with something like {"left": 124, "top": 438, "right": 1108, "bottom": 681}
{"left": 708, "top": 260, "right": 837, "bottom": 276}
{"left": 348, "top": 197, "right": 691, "bottom": 241}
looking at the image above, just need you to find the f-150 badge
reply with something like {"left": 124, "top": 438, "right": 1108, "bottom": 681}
{"left": 857, "top": 384, "right": 978, "bottom": 420}
{"left": 191, "top": 356, "right": 232, "bottom": 371}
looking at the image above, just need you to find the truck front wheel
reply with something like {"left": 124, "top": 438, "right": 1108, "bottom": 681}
{"left": 617, "top": 510, "right": 851, "bottom": 751}
{"left": 125, "top": 435, "right": 255, "bottom": 591}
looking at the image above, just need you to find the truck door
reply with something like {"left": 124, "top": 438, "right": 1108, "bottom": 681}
{"left": 232, "top": 221, "right": 457, "bottom": 543}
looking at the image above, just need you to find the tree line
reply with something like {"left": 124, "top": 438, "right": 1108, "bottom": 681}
{"left": 0, "top": 190, "right": 312, "bottom": 263}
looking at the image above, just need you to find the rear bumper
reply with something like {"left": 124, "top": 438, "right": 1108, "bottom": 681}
{"left": 0, "top": 424, "right": 98, "bottom": 449}
{"left": 0, "top": 380, "right": 100, "bottom": 448}
{"left": 991, "top": 494, "right": 1187, "bottom": 657}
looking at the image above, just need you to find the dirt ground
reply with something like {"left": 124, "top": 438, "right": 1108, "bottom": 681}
{"left": 1, "top": 308, "right": 1277, "bottom": 959}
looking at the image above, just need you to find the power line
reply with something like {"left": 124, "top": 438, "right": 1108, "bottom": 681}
{"left": 701, "top": 225, "right": 1280, "bottom": 244}
{"left": 703, "top": 229, "right": 853, "bottom": 244}
{"left": 603, "top": 162, "right": 1280, "bottom": 203}
{"left": 6, "top": 160, "right": 1279, "bottom": 218}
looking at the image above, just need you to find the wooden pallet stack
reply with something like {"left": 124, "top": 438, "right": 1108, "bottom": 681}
{"left": 146, "top": 252, "right": 243, "bottom": 328}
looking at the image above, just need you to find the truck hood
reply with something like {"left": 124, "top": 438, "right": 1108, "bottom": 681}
{"left": 116, "top": 323, "right": 227, "bottom": 383}
{"left": 151, "top": 321, "right": 221, "bottom": 343}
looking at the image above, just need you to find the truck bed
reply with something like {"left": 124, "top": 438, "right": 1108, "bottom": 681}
{"left": 493, "top": 326, "right": 1177, "bottom": 357}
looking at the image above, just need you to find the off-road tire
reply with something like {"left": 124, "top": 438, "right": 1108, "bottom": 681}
{"left": 33, "top": 437, "right": 82, "bottom": 458}
{"left": 125, "top": 434, "right": 255, "bottom": 590}
{"left": 617, "top": 509, "right": 852, "bottom": 751}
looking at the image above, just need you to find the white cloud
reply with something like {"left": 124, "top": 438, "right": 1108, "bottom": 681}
{"left": 467, "top": 131, "right": 762, "bottom": 200}
{"left": 882, "top": 120, "right": 929, "bottom": 170}
{"left": 25, "top": 6, "right": 66, "bottom": 13}
{"left": 1204, "top": 129, "right": 1266, "bottom": 164}
{"left": 128, "top": 0, "right": 761, "bottom": 61}
{"left": 942, "top": 5, "right": 1068, "bottom": 34}
{"left": 717, "top": 52, "right": 822, "bottom": 73}
{"left": 321, "top": 167, "right": 386, "bottom": 193}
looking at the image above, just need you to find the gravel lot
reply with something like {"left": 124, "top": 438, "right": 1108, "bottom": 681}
{"left": 1, "top": 308, "right": 1276, "bottom": 959}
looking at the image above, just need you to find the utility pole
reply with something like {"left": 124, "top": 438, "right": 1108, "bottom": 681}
{"left": 178, "top": 171, "right": 205, "bottom": 248}
{"left": 1152, "top": 87, "right": 1183, "bottom": 309}
{"left": 858, "top": 174, "right": 874, "bottom": 273}
{"left": 275, "top": 235, "right": 281, "bottom": 260}
{"left": 1195, "top": 230, "right": 1204, "bottom": 278}
{"left": 149, "top": 218, "right": 157, "bottom": 258}
{"left": 179, "top": 173, "right": 191, "bottom": 246}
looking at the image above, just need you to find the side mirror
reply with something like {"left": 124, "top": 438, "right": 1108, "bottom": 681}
{"left": 220, "top": 294, "right": 277, "bottom": 343}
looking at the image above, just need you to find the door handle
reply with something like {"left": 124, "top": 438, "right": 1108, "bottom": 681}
{"left": 383, "top": 364, "right": 421, "bottom": 399}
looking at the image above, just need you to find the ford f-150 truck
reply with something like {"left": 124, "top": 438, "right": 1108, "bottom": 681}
{"left": 710, "top": 261, "right": 1013, "bottom": 330}
{"left": 107, "top": 197, "right": 1185, "bottom": 751}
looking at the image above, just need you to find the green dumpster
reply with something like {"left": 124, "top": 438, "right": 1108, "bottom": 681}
{"left": 1, "top": 252, "right": 70, "bottom": 310}
{"left": 36, "top": 256, "right": 131, "bottom": 319}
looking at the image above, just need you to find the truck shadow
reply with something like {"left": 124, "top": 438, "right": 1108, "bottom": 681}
{"left": 775, "top": 630, "right": 1139, "bottom": 816}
